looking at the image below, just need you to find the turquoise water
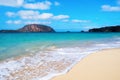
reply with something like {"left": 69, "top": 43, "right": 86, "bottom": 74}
{"left": 0, "top": 33, "right": 120, "bottom": 80}
{"left": 0, "top": 33, "right": 120, "bottom": 60}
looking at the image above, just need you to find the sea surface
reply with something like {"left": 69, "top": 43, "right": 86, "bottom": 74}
{"left": 0, "top": 33, "right": 120, "bottom": 80}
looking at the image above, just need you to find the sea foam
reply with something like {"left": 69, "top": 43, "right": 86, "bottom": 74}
{"left": 0, "top": 36, "right": 120, "bottom": 80}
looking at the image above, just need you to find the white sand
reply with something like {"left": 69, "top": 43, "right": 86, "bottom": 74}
{"left": 52, "top": 48, "right": 120, "bottom": 80}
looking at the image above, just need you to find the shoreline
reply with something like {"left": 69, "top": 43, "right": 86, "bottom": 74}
{"left": 51, "top": 48, "right": 120, "bottom": 80}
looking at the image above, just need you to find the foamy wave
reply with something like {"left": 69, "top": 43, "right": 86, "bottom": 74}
{"left": 0, "top": 37, "right": 120, "bottom": 80}
{"left": 0, "top": 48, "right": 81, "bottom": 80}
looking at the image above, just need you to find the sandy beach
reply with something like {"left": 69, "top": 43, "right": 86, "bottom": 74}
{"left": 52, "top": 48, "right": 120, "bottom": 80}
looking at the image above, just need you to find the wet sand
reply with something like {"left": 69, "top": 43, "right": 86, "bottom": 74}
{"left": 52, "top": 48, "right": 120, "bottom": 80}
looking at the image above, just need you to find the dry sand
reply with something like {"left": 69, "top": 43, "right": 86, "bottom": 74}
{"left": 52, "top": 48, "right": 120, "bottom": 80}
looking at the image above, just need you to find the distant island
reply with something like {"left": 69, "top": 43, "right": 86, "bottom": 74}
{"left": 0, "top": 24, "right": 120, "bottom": 33}
{"left": 88, "top": 25, "right": 120, "bottom": 32}
{"left": 0, "top": 24, "right": 55, "bottom": 33}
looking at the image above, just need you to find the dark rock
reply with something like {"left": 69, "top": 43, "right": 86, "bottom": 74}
{"left": 18, "top": 24, "right": 55, "bottom": 32}
{"left": 80, "top": 30, "right": 85, "bottom": 32}
{"left": 88, "top": 25, "right": 120, "bottom": 32}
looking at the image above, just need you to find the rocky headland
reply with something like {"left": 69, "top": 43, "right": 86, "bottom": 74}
{"left": 88, "top": 25, "right": 120, "bottom": 32}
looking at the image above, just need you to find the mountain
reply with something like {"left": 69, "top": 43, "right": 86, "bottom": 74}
{"left": 18, "top": 24, "right": 55, "bottom": 32}
{"left": 0, "top": 24, "right": 55, "bottom": 33}
{"left": 88, "top": 25, "right": 120, "bottom": 32}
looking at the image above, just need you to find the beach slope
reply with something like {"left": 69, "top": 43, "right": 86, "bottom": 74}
{"left": 52, "top": 48, "right": 120, "bottom": 80}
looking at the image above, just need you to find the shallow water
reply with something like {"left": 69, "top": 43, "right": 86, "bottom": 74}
{"left": 0, "top": 33, "right": 120, "bottom": 80}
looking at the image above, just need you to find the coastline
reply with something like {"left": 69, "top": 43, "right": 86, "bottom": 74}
{"left": 0, "top": 32, "right": 120, "bottom": 80}
{"left": 51, "top": 48, "right": 120, "bottom": 80}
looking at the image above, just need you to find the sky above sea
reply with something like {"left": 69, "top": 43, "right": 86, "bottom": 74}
{"left": 0, "top": 0, "right": 120, "bottom": 31}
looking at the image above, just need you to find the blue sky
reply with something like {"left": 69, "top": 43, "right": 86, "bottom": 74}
{"left": 0, "top": 0, "right": 120, "bottom": 31}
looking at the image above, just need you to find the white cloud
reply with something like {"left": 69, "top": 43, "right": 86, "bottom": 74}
{"left": 6, "top": 12, "right": 15, "bottom": 17}
{"left": 0, "top": 0, "right": 58, "bottom": 10}
{"left": 7, "top": 10, "right": 53, "bottom": 20}
{"left": 53, "top": 15, "right": 69, "bottom": 20}
{"left": 38, "top": 13, "right": 53, "bottom": 20}
{"left": 54, "top": 1, "right": 60, "bottom": 6}
{"left": 18, "top": 10, "right": 40, "bottom": 20}
{"left": 17, "top": 10, "right": 53, "bottom": 20}
{"left": 6, "top": 20, "right": 21, "bottom": 24}
{"left": 72, "top": 19, "right": 89, "bottom": 23}
{"left": 23, "top": 1, "right": 52, "bottom": 10}
{"left": 17, "top": 0, "right": 24, "bottom": 6}
{"left": 6, "top": 10, "right": 70, "bottom": 20}
{"left": 0, "top": 0, "right": 24, "bottom": 7}
{"left": 102, "top": 5, "right": 120, "bottom": 11}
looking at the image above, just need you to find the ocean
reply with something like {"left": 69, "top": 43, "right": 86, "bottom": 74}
{"left": 0, "top": 33, "right": 120, "bottom": 80}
